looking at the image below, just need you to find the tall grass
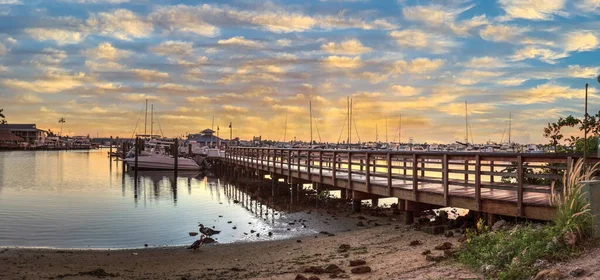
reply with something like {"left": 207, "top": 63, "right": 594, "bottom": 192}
{"left": 458, "top": 158, "right": 598, "bottom": 279}
{"left": 551, "top": 158, "right": 598, "bottom": 241}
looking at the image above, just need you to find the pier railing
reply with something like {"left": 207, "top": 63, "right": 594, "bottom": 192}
{"left": 224, "top": 147, "right": 595, "bottom": 219}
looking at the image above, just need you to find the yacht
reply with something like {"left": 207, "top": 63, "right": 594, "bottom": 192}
{"left": 123, "top": 140, "right": 200, "bottom": 170}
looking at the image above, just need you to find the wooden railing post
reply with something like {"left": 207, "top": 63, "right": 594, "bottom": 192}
{"left": 517, "top": 155, "right": 524, "bottom": 217}
{"left": 387, "top": 153, "right": 392, "bottom": 196}
{"left": 443, "top": 154, "right": 449, "bottom": 206}
{"left": 332, "top": 151, "right": 337, "bottom": 184}
{"left": 490, "top": 160, "right": 495, "bottom": 183}
{"left": 319, "top": 150, "right": 323, "bottom": 185}
{"left": 307, "top": 150, "right": 311, "bottom": 178}
{"left": 347, "top": 152, "right": 353, "bottom": 191}
{"left": 365, "top": 152, "right": 371, "bottom": 193}
{"left": 475, "top": 154, "right": 481, "bottom": 211}
{"left": 412, "top": 154, "right": 418, "bottom": 201}
{"left": 464, "top": 160, "right": 469, "bottom": 183}
{"left": 287, "top": 150, "right": 291, "bottom": 179}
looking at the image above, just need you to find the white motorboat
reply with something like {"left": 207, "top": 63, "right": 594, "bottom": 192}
{"left": 123, "top": 153, "right": 200, "bottom": 170}
{"left": 123, "top": 140, "right": 200, "bottom": 170}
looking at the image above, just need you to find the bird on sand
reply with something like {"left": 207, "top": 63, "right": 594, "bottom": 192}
{"left": 187, "top": 235, "right": 206, "bottom": 250}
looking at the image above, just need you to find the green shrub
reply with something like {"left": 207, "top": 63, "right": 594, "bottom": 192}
{"left": 458, "top": 158, "right": 598, "bottom": 279}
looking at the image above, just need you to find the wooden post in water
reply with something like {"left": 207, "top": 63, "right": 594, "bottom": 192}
{"left": 174, "top": 138, "right": 179, "bottom": 175}
{"left": 109, "top": 136, "right": 113, "bottom": 158}
{"left": 134, "top": 137, "right": 139, "bottom": 174}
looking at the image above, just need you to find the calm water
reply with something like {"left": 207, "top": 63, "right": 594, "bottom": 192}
{"left": 0, "top": 149, "right": 318, "bottom": 249}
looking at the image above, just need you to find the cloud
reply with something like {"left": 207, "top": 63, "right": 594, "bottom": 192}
{"left": 402, "top": 4, "right": 487, "bottom": 35}
{"left": 149, "top": 5, "right": 219, "bottom": 37}
{"left": 496, "top": 78, "right": 528, "bottom": 86}
{"left": 0, "top": 42, "right": 7, "bottom": 55}
{"left": 479, "top": 24, "right": 527, "bottom": 42}
{"left": 455, "top": 70, "right": 505, "bottom": 85}
{"left": 14, "top": 93, "right": 43, "bottom": 104}
{"left": 25, "top": 28, "right": 84, "bottom": 45}
{"left": 120, "top": 94, "right": 166, "bottom": 103}
{"left": 149, "top": 3, "right": 395, "bottom": 36}
{"left": 3, "top": 71, "right": 87, "bottom": 93}
{"left": 60, "top": 0, "right": 129, "bottom": 3}
{"left": 130, "top": 68, "right": 169, "bottom": 81}
{"left": 390, "top": 29, "right": 457, "bottom": 54}
{"left": 498, "top": 0, "right": 566, "bottom": 21}
{"left": 512, "top": 82, "right": 591, "bottom": 104}
{"left": 439, "top": 102, "right": 494, "bottom": 116}
{"left": 393, "top": 58, "right": 445, "bottom": 74}
{"left": 462, "top": 57, "right": 507, "bottom": 68}
{"left": 276, "top": 39, "right": 292, "bottom": 47}
{"left": 392, "top": 85, "right": 422, "bottom": 97}
{"left": 564, "top": 31, "right": 599, "bottom": 52}
{"left": 84, "top": 42, "right": 130, "bottom": 61}
{"left": 218, "top": 36, "right": 263, "bottom": 48}
{"left": 0, "top": 0, "right": 21, "bottom": 4}
{"left": 322, "top": 56, "right": 363, "bottom": 69}
{"left": 151, "top": 40, "right": 194, "bottom": 56}
{"left": 511, "top": 46, "right": 568, "bottom": 64}
{"left": 567, "top": 65, "right": 600, "bottom": 78}
{"left": 321, "top": 39, "right": 372, "bottom": 55}
{"left": 87, "top": 9, "right": 153, "bottom": 40}
{"left": 222, "top": 105, "right": 248, "bottom": 113}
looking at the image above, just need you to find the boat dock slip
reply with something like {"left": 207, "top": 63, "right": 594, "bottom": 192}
{"left": 221, "top": 148, "right": 600, "bottom": 221}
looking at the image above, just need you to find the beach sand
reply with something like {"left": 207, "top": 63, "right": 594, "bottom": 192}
{"left": 1, "top": 208, "right": 481, "bottom": 280}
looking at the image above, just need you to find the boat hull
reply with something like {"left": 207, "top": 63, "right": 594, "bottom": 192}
{"left": 123, "top": 156, "right": 200, "bottom": 170}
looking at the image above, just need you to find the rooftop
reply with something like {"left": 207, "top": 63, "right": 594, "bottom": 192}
{"left": 0, "top": 124, "right": 45, "bottom": 132}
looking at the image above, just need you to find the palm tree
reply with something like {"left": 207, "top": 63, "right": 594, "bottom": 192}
{"left": 0, "top": 109, "right": 6, "bottom": 124}
{"left": 58, "top": 118, "right": 66, "bottom": 136}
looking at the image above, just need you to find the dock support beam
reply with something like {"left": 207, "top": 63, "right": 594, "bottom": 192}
{"left": 352, "top": 199, "right": 361, "bottom": 213}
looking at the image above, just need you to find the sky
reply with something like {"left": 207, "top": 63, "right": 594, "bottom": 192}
{"left": 0, "top": 0, "right": 599, "bottom": 144}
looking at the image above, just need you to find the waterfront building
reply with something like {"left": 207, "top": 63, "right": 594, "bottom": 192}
{"left": 0, "top": 124, "right": 47, "bottom": 145}
{"left": 187, "top": 129, "right": 225, "bottom": 146}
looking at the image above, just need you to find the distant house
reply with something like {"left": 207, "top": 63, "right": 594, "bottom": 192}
{"left": 0, "top": 130, "right": 24, "bottom": 147}
{"left": 0, "top": 124, "right": 47, "bottom": 144}
{"left": 187, "top": 128, "right": 225, "bottom": 146}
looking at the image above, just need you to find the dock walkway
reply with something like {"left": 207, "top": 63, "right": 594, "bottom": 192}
{"left": 221, "top": 148, "right": 595, "bottom": 221}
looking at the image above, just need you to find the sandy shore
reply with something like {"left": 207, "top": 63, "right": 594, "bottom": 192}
{"left": 1, "top": 210, "right": 481, "bottom": 280}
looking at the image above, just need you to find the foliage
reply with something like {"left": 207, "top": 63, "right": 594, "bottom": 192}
{"left": 543, "top": 115, "right": 579, "bottom": 151}
{"left": 543, "top": 112, "right": 600, "bottom": 154}
{"left": 551, "top": 158, "right": 598, "bottom": 241}
{"left": 459, "top": 158, "right": 598, "bottom": 280}
{"left": 0, "top": 108, "right": 6, "bottom": 124}
{"left": 459, "top": 223, "right": 570, "bottom": 280}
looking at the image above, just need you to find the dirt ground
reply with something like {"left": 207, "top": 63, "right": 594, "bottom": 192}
{"left": 1, "top": 214, "right": 480, "bottom": 280}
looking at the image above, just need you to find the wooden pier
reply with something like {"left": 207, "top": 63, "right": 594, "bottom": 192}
{"left": 220, "top": 147, "right": 596, "bottom": 221}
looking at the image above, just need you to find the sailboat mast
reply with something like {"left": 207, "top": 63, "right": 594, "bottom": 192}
{"left": 350, "top": 98, "right": 353, "bottom": 146}
{"left": 150, "top": 104, "right": 154, "bottom": 137}
{"left": 508, "top": 112, "right": 512, "bottom": 144}
{"left": 376, "top": 124, "right": 378, "bottom": 143}
{"left": 465, "top": 101, "right": 469, "bottom": 145}
{"left": 309, "top": 101, "right": 313, "bottom": 145}
{"left": 385, "top": 117, "right": 388, "bottom": 143}
{"left": 399, "top": 114, "right": 402, "bottom": 144}
{"left": 347, "top": 97, "right": 350, "bottom": 148}
{"left": 283, "top": 116, "right": 287, "bottom": 143}
{"left": 212, "top": 116, "right": 215, "bottom": 131}
{"left": 144, "top": 99, "right": 148, "bottom": 136}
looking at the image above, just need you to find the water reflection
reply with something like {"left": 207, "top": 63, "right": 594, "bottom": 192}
{"left": 0, "top": 150, "right": 319, "bottom": 248}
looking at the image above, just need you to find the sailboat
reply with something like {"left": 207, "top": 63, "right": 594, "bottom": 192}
{"left": 122, "top": 100, "right": 200, "bottom": 170}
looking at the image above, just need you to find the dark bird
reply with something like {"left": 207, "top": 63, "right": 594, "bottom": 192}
{"left": 199, "top": 224, "right": 221, "bottom": 236}
{"left": 187, "top": 235, "right": 205, "bottom": 250}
